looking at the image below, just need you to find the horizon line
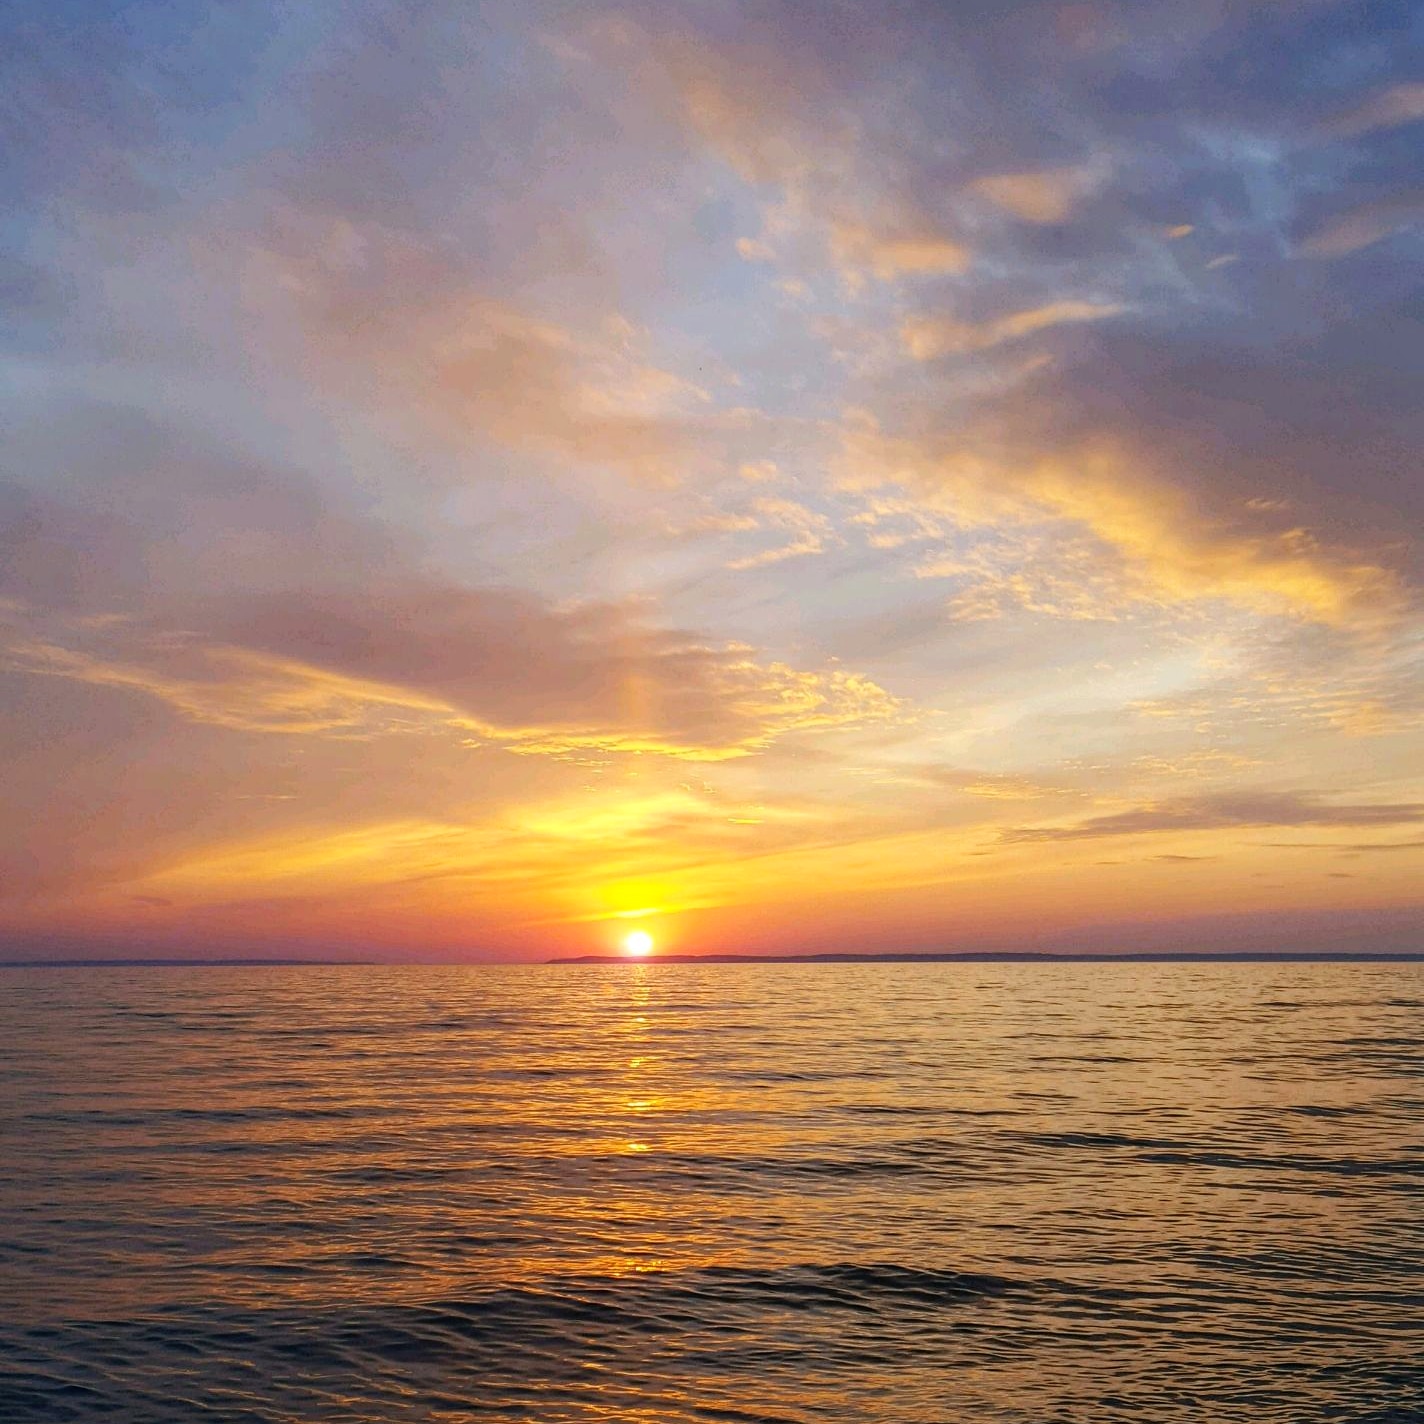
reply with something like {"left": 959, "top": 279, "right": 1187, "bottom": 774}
{"left": 1, "top": 950, "right": 1422, "bottom": 969}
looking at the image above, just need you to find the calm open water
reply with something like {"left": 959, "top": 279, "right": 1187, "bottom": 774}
{"left": 1, "top": 962, "right": 1421, "bottom": 1423}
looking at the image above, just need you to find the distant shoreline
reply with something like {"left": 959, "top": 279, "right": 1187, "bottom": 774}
{"left": 549, "top": 951, "right": 1424, "bottom": 965}
{"left": 0, "top": 958, "right": 363, "bottom": 969}
{"left": 2, "top": 951, "right": 1420, "bottom": 968}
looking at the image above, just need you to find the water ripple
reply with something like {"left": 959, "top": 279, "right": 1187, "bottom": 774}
{"left": 1, "top": 961, "right": 1421, "bottom": 1422}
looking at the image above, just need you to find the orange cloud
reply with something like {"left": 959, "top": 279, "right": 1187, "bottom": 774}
{"left": 971, "top": 167, "right": 1098, "bottom": 224}
{"left": 1, "top": 597, "right": 902, "bottom": 762}
{"left": 901, "top": 301, "right": 1124, "bottom": 359}
{"left": 829, "top": 221, "right": 971, "bottom": 283}
{"left": 724, "top": 497, "right": 838, "bottom": 570}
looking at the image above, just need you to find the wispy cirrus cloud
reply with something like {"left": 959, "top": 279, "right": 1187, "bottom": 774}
{"left": 1003, "top": 792, "right": 1424, "bottom": 844}
{"left": 1299, "top": 194, "right": 1424, "bottom": 258}
{"left": 2, "top": 589, "right": 901, "bottom": 763}
{"left": 1321, "top": 83, "right": 1424, "bottom": 139}
{"left": 901, "top": 301, "right": 1124, "bottom": 359}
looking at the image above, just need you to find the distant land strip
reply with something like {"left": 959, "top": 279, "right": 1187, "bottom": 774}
{"left": 1, "top": 952, "right": 1421, "bottom": 968}
{"left": 549, "top": 951, "right": 1424, "bottom": 964}
{"left": 0, "top": 957, "right": 362, "bottom": 968}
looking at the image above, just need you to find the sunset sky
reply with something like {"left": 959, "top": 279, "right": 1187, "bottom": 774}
{"left": 3, "top": 0, "right": 1423, "bottom": 961}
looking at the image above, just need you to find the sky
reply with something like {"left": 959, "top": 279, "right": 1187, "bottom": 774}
{"left": 2, "top": 0, "right": 1423, "bottom": 962}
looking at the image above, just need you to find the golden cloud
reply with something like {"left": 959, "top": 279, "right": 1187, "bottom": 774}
{"left": 836, "top": 421, "right": 1402, "bottom": 625}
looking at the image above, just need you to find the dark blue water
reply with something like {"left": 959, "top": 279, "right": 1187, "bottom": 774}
{"left": 1, "top": 962, "right": 1421, "bottom": 1422}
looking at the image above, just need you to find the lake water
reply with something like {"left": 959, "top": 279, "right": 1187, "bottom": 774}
{"left": 1, "top": 962, "right": 1421, "bottom": 1422}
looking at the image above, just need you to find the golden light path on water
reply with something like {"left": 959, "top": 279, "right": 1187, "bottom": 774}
{"left": 0, "top": 961, "right": 1420, "bottom": 1423}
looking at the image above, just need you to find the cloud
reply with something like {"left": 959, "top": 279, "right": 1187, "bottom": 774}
{"left": 0, "top": 410, "right": 394, "bottom": 615}
{"left": 725, "top": 497, "right": 838, "bottom": 570}
{"left": 738, "top": 461, "right": 780, "bottom": 482}
{"left": 242, "top": 218, "right": 718, "bottom": 483}
{"left": 1, "top": 625, "right": 435, "bottom": 739}
{"left": 837, "top": 418, "right": 1399, "bottom": 625}
{"left": 1339, "top": 839, "right": 1424, "bottom": 853}
{"left": 1299, "top": 195, "right": 1424, "bottom": 258}
{"left": 911, "top": 767, "right": 1083, "bottom": 801}
{"left": 736, "top": 237, "right": 776, "bottom": 262}
{"left": 828, "top": 221, "right": 971, "bottom": 281}
{"left": 0, "top": 403, "right": 900, "bottom": 769}
{"left": 1003, "top": 792, "right": 1424, "bottom": 843}
{"left": 1322, "top": 83, "right": 1424, "bottom": 139}
{"left": 560, "top": 4, "right": 1424, "bottom": 636}
{"left": 901, "top": 300, "right": 1124, "bottom": 359}
{"left": 839, "top": 273, "right": 1423, "bottom": 625}
{"left": 593, "top": 13, "right": 974, "bottom": 290}
{"left": 2, "top": 588, "right": 901, "bottom": 763}
{"left": 1266, "top": 837, "right": 1424, "bottom": 854}
{"left": 971, "top": 167, "right": 1098, "bottom": 224}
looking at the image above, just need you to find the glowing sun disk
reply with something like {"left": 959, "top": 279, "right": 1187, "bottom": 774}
{"left": 623, "top": 929, "right": 654, "bottom": 957}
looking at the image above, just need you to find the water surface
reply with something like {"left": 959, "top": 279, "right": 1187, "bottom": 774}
{"left": 1, "top": 962, "right": 1421, "bottom": 1421}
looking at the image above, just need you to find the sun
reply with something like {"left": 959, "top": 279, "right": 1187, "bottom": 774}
{"left": 622, "top": 929, "right": 654, "bottom": 957}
